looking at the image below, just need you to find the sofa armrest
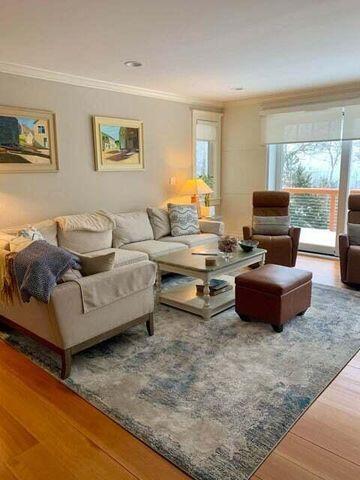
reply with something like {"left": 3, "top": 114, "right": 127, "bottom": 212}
{"left": 199, "top": 219, "right": 224, "bottom": 236}
{"left": 289, "top": 227, "right": 301, "bottom": 267}
{"left": 243, "top": 226, "right": 252, "bottom": 240}
{"left": 51, "top": 260, "right": 156, "bottom": 315}
{"left": 49, "top": 260, "right": 156, "bottom": 348}
{"left": 339, "top": 234, "right": 350, "bottom": 283}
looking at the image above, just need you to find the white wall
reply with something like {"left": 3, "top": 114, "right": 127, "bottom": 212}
{"left": 0, "top": 73, "right": 192, "bottom": 227}
{"left": 221, "top": 101, "right": 267, "bottom": 236}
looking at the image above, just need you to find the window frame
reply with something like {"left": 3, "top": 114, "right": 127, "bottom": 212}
{"left": 192, "top": 109, "right": 223, "bottom": 205}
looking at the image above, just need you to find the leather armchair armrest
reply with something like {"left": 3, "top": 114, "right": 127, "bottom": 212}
{"left": 339, "top": 234, "right": 350, "bottom": 283}
{"left": 289, "top": 227, "right": 301, "bottom": 267}
{"left": 243, "top": 226, "right": 252, "bottom": 240}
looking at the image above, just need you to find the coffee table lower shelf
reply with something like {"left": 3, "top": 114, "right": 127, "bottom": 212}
{"left": 159, "top": 275, "right": 235, "bottom": 320}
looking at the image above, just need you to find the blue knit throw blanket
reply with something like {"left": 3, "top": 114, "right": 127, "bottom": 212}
{"left": 13, "top": 240, "right": 80, "bottom": 303}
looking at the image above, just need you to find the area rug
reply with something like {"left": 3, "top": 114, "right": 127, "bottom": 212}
{"left": 1, "top": 282, "right": 360, "bottom": 480}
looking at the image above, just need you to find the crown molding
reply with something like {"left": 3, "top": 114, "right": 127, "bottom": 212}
{"left": 0, "top": 62, "right": 224, "bottom": 109}
{"left": 225, "top": 81, "right": 360, "bottom": 108}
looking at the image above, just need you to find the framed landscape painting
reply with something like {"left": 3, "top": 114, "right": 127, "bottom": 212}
{"left": 93, "top": 116, "right": 144, "bottom": 171}
{"left": 0, "top": 106, "right": 58, "bottom": 173}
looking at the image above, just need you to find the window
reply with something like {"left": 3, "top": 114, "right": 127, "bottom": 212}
{"left": 192, "top": 110, "right": 222, "bottom": 204}
{"left": 268, "top": 141, "right": 343, "bottom": 254}
{"left": 264, "top": 102, "right": 360, "bottom": 255}
{"left": 262, "top": 104, "right": 360, "bottom": 254}
{"left": 38, "top": 125, "right": 45, "bottom": 134}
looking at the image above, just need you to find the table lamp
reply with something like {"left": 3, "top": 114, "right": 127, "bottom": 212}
{"left": 179, "top": 178, "right": 213, "bottom": 217}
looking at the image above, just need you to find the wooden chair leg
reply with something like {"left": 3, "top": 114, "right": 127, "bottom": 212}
{"left": 146, "top": 313, "right": 154, "bottom": 336}
{"left": 60, "top": 349, "right": 72, "bottom": 379}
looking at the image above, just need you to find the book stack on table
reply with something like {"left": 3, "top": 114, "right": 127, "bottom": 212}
{"left": 196, "top": 279, "right": 232, "bottom": 297}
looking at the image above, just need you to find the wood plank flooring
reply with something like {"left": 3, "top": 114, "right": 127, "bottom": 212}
{"left": 0, "top": 254, "right": 359, "bottom": 480}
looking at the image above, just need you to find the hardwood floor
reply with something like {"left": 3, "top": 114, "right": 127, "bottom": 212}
{"left": 0, "top": 254, "right": 359, "bottom": 480}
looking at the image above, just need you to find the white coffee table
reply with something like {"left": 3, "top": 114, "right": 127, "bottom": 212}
{"left": 156, "top": 243, "right": 266, "bottom": 320}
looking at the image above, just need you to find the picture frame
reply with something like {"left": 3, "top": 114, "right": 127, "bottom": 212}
{"left": 0, "top": 105, "right": 58, "bottom": 173}
{"left": 93, "top": 116, "right": 144, "bottom": 171}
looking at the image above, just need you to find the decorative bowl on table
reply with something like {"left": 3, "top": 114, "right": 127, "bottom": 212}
{"left": 239, "top": 239, "right": 259, "bottom": 252}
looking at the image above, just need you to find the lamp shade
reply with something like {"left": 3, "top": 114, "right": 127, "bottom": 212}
{"left": 180, "top": 178, "right": 213, "bottom": 196}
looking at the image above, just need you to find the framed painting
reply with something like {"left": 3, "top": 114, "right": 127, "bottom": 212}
{"left": 93, "top": 116, "right": 144, "bottom": 171}
{"left": 0, "top": 106, "right": 58, "bottom": 173}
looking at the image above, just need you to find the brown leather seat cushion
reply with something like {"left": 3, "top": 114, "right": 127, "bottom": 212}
{"left": 252, "top": 235, "right": 292, "bottom": 266}
{"left": 235, "top": 264, "right": 312, "bottom": 295}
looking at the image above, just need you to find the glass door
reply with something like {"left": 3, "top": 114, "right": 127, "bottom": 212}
{"left": 274, "top": 141, "right": 342, "bottom": 255}
{"left": 350, "top": 140, "right": 360, "bottom": 194}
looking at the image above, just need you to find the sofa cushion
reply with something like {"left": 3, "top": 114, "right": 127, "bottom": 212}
{"left": 168, "top": 203, "right": 200, "bottom": 236}
{"left": 147, "top": 207, "right": 171, "bottom": 239}
{"left": 1, "top": 219, "right": 58, "bottom": 246}
{"left": 347, "top": 245, "right": 360, "bottom": 284}
{"left": 84, "top": 248, "right": 148, "bottom": 268}
{"left": 55, "top": 212, "right": 114, "bottom": 232}
{"left": 121, "top": 240, "right": 186, "bottom": 259}
{"left": 33, "top": 219, "right": 58, "bottom": 246}
{"left": 112, "top": 211, "right": 154, "bottom": 247}
{"left": 252, "top": 234, "right": 292, "bottom": 266}
{"left": 77, "top": 252, "right": 116, "bottom": 276}
{"left": 160, "top": 233, "right": 218, "bottom": 247}
{"left": 57, "top": 230, "right": 113, "bottom": 254}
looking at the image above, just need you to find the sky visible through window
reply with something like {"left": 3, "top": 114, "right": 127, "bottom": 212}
{"left": 281, "top": 141, "right": 360, "bottom": 189}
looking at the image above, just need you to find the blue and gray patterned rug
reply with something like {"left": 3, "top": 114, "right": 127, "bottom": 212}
{"left": 1, "top": 282, "right": 360, "bottom": 480}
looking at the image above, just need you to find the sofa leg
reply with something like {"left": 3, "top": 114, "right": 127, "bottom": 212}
{"left": 60, "top": 349, "right": 72, "bottom": 379}
{"left": 146, "top": 313, "right": 154, "bottom": 336}
{"left": 297, "top": 309, "right": 307, "bottom": 316}
{"left": 239, "top": 314, "right": 251, "bottom": 322}
{"left": 272, "top": 324, "right": 283, "bottom": 333}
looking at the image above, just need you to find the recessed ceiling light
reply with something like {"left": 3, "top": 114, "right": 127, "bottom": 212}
{"left": 231, "top": 86, "right": 244, "bottom": 91}
{"left": 124, "top": 60, "right": 143, "bottom": 67}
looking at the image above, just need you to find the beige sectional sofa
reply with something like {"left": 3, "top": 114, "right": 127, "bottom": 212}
{"left": 0, "top": 209, "right": 224, "bottom": 378}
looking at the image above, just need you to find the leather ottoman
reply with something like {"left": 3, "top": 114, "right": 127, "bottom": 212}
{"left": 235, "top": 264, "right": 312, "bottom": 332}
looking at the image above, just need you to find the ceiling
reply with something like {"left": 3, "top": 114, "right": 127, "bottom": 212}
{"left": 2, "top": 0, "right": 360, "bottom": 103}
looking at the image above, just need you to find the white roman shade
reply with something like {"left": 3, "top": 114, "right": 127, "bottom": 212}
{"left": 342, "top": 104, "right": 360, "bottom": 140}
{"left": 261, "top": 106, "right": 344, "bottom": 144}
{"left": 196, "top": 120, "right": 217, "bottom": 141}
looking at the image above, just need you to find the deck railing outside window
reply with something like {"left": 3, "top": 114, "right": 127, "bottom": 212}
{"left": 283, "top": 188, "right": 360, "bottom": 232}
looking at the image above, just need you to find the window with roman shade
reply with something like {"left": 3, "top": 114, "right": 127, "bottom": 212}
{"left": 192, "top": 109, "right": 222, "bottom": 204}
{"left": 262, "top": 99, "right": 360, "bottom": 256}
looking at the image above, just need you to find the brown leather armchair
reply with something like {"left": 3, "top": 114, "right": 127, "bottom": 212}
{"left": 339, "top": 194, "right": 360, "bottom": 286}
{"left": 243, "top": 191, "right": 301, "bottom": 267}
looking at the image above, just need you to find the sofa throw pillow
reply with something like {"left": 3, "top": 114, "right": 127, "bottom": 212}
{"left": 348, "top": 223, "right": 360, "bottom": 246}
{"left": 77, "top": 252, "right": 115, "bottom": 276}
{"left": 111, "top": 211, "right": 154, "bottom": 247}
{"left": 253, "top": 215, "right": 290, "bottom": 236}
{"left": 9, "top": 228, "right": 45, "bottom": 253}
{"left": 168, "top": 203, "right": 200, "bottom": 237}
{"left": 18, "top": 227, "right": 44, "bottom": 241}
{"left": 147, "top": 207, "right": 171, "bottom": 239}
